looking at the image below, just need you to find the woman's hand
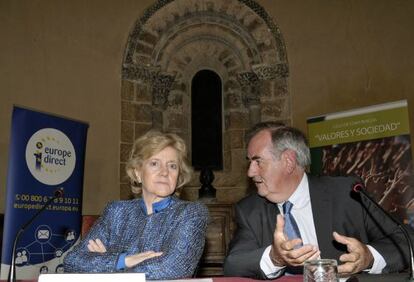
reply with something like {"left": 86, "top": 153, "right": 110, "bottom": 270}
{"left": 87, "top": 239, "right": 107, "bottom": 253}
{"left": 87, "top": 239, "right": 162, "bottom": 268}
{"left": 125, "top": 251, "right": 163, "bottom": 268}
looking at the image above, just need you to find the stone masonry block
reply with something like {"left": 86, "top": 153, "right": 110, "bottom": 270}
{"left": 119, "top": 162, "right": 128, "bottom": 183}
{"left": 134, "top": 123, "right": 152, "bottom": 140}
{"left": 225, "top": 91, "right": 242, "bottom": 109}
{"left": 223, "top": 150, "right": 232, "bottom": 171}
{"left": 166, "top": 113, "right": 186, "bottom": 129}
{"left": 121, "top": 121, "right": 134, "bottom": 143}
{"left": 229, "top": 130, "right": 244, "bottom": 149}
{"left": 261, "top": 100, "right": 283, "bottom": 118}
{"left": 134, "top": 104, "right": 152, "bottom": 122}
{"left": 120, "top": 143, "right": 132, "bottom": 163}
{"left": 225, "top": 111, "right": 249, "bottom": 130}
{"left": 121, "top": 101, "right": 135, "bottom": 121}
{"left": 223, "top": 131, "right": 231, "bottom": 152}
{"left": 135, "top": 83, "right": 152, "bottom": 103}
{"left": 121, "top": 80, "right": 135, "bottom": 101}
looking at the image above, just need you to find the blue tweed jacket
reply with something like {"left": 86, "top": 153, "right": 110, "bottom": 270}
{"left": 63, "top": 197, "right": 209, "bottom": 279}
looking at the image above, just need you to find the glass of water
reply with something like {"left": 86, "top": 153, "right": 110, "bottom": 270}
{"left": 303, "top": 259, "right": 338, "bottom": 282}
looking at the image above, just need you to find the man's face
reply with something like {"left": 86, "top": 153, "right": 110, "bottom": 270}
{"left": 247, "top": 130, "right": 290, "bottom": 203}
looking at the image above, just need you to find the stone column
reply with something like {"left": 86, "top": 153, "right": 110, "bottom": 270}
{"left": 151, "top": 72, "right": 176, "bottom": 130}
{"left": 237, "top": 71, "right": 262, "bottom": 126}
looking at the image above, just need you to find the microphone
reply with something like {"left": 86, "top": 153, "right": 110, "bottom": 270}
{"left": 353, "top": 183, "right": 414, "bottom": 281}
{"left": 8, "top": 187, "right": 64, "bottom": 282}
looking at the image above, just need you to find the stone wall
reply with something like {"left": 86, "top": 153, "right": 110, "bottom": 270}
{"left": 120, "top": 0, "right": 291, "bottom": 202}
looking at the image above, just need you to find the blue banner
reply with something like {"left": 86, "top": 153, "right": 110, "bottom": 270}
{"left": 1, "top": 106, "right": 88, "bottom": 279}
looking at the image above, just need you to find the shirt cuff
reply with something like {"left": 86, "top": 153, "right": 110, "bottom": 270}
{"left": 116, "top": 253, "right": 127, "bottom": 270}
{"left": 260, "top": 245, "right": 285, "bottom": 278}
{"left": 366, "top": 245, "right": 386, "bottom": 274}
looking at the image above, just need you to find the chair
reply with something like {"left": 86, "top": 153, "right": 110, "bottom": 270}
{"left": 81, "top": 215, "right": 99, "bottom": 237}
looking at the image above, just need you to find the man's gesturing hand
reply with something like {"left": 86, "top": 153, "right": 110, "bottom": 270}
{"left": 333, "top": 231, "right": 374, "bottom": 276}
{"left": 270, "top": 214, "right": 320, "bottom": 267}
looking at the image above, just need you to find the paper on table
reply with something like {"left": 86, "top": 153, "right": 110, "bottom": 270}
{"left": 38, "top": 273, "right": 145, "bottom": 282}
{"left": 149, "top": 279, "right": 213, "bottom": 282}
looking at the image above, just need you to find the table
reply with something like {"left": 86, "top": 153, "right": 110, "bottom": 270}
{"left": 1, "top": 276, "right": 302, "bottom": 282}
{"left": 2, "top": 272, "right": 412, "bottom": 282}
{"left": 214, "top": 276, "right": 302, "bottom": 282}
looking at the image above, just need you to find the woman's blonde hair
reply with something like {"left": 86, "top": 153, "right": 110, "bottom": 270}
{"left": 126, "top": 130, "right": 193, "bottom": 195}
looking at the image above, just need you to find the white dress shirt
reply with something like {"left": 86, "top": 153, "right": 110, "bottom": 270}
{"left": 260, "top": 174, "right": 386, "bottom": 278}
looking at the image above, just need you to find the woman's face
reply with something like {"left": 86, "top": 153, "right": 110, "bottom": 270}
{"left": 136, "top": 146, "right": 180, "bottom": 202}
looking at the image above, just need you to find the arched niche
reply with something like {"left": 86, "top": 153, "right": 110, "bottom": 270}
{"left": 191, "top": 69, "right": 223, "bottom": 171}
{"left": 120, "top": 0, "right": 290, "bottom": 202}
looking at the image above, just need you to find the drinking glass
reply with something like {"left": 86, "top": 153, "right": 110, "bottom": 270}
{"left": 303, "top": 259, "right": 338, "bottom": 282}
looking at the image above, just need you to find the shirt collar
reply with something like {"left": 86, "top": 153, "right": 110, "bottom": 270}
{"left": 278, "top": 173, "right": 309, "bottom": 211}
{"left": 139, "top": 196, "right": 172, "bottom": 215}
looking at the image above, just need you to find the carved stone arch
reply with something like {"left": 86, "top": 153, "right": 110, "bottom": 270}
{"left": 120, "top": 0, "right": 290, "bottom": 201}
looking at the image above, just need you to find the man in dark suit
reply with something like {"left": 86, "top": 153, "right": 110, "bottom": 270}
{"left": 223, "top": 122, "right": 410, "bottom": 279}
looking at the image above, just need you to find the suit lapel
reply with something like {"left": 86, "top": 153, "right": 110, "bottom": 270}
{"left": 309, "top": 176, "right": 335, "bottom": 259}
{"left": 263, "top": 197, "right": 279, "bottom": 245}
{"left": 268, "top": 200, "right": 279, "bottom": 230}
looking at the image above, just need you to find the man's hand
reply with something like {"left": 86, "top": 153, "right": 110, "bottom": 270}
{"left": 333, "top": 231, "right": 374, "bottom": 276}
{"left": 270, "top": 214, "right": 320, "bottom": 267}
{"left": 125, "top": 251, "right": 163, "bottom": 268}
{"left": 87, "top": 238, "right": 107, "bottom": 253}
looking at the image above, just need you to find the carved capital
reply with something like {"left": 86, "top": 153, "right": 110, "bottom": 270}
{"left": 252, "top": 63, "right": 289, "bottom": 80}
{"left": 237, "top": 72, "right": 262, "bottom": 107}
{"left": 236, "top": 71, "right": 259, "bottom": 87}
{"left": 122, "top": 64, "right": 159, "bottom": 83}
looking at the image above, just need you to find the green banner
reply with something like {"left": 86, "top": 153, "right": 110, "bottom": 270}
{"left": 308, "top": 106, "right": 409, "bottom": 148}
{"left": 306, "top": 100, "right": 413, "bottom": 226}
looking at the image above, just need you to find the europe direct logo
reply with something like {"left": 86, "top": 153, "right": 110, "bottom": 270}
{"left": 26, "top": 128, "right": 76, "bottom": 186}
{"left": 34, "top": 141, "right": 72, "bottom": 170}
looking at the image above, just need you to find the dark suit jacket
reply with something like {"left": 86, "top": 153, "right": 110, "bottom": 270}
{"left": 223, "top": 175, "right": 411, "bottom": 279}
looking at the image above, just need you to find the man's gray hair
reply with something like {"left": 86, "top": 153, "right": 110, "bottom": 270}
{"left": 246, "top": 121, "right": 311, "bottom": 168}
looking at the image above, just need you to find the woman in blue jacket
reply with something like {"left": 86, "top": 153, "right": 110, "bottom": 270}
{"left": 64, "top": 130, "right": 208, "bottom": 279}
